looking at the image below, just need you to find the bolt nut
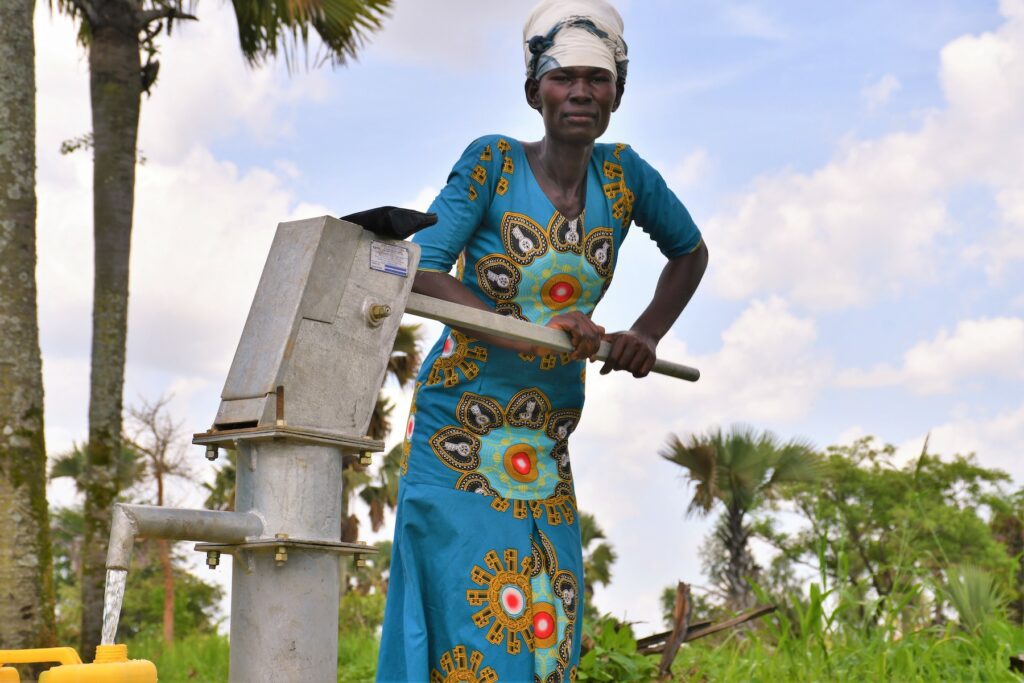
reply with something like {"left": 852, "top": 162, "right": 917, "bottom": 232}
{"left": 359, "top": 452, "right": 373, "bottom": 466}
{"left": 275, "top": 547, "right": 288, "bottom": 565}
{"left": 353, "top": 555, "right": 366, "bottom": 569}
{"left": 205, "top": 445, "right": 218, "bottom": 461}
{"left": 367, "top": 303, "right": 392, "bottom": 326}
{"left": 206, "top": 550, "right": 221, "bottom": 569}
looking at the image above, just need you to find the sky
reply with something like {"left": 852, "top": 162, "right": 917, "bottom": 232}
{"left": 33, "top": 0, "right": 1024, "bottom": 633}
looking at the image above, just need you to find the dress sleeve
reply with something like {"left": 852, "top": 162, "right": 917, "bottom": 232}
{"left": 622, "top": 145, "right": 703, "bottom": 258}
{"left": 413, "top": 136, "right": 500, "bottom": 273}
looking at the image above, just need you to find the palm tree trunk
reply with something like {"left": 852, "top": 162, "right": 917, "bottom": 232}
{"left": 724, "top": 505, "right": 755, "bottom": 611}
{"left": 0, "top": 0, "right": 57, "bottom": 661}
{"left": 80, "top": 15, "right": 141, "bottom": 660}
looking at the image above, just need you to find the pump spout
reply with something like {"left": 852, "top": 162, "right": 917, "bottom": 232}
{"left": 106, "top": 503, "right": 263, "bottom": 570}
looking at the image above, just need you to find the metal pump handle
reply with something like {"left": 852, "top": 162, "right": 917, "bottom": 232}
{"left": 404, "top": 292, "right": 700, "bottom": 382}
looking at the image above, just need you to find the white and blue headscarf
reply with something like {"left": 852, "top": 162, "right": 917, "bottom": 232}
{"left": 523, "top": 0, "right": 629, "bottom": 84}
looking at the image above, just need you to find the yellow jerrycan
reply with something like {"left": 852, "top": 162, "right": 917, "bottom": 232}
{"left": 0, "top": 644, "right": 156, "bottom": 682}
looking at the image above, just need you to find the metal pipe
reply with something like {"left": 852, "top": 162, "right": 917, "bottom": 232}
{"left": 106, "top": 503, "right": 263, "bottom": 570}
{"left": 405, "top": 291, "right": 701, "bottom": 382}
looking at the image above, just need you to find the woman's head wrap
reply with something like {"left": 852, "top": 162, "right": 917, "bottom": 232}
{"left": 523, "top": 0, "right": 628, "bottom": 84}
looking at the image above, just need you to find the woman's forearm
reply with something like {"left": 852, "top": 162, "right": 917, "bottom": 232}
{"left": 411, "top": 271, "right": 535, "bottom": 353}
{"left": 631, "top": 240, "right": 709, "bottom": 342}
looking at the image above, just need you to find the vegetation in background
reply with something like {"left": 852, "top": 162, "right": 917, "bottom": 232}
{"left": 48, "top": 401, "right": 220, "bottom": 645}
{"left": 110, "top": 435, "right": 1024, "bottom": 681}
{"left": 661, "top": 425, "right": 821, "bottom": 610}
{"left": 580, "top": 511, "right": 617, "bottom": 621}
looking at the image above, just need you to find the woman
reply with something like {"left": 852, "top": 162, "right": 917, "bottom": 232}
{"left": 377, "top": 2, "right": 708, "bottom": 681}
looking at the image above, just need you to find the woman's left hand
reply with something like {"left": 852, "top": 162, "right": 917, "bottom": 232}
{"left": 600, "top": 329, "right": 658, "bottom": 377}
{"left": 544, "top": 311, "right": 605, "bottom": 360}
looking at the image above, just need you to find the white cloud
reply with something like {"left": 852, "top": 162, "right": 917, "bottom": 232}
{"left": 136, "top": 4, "right": 329, "bottom": 163}
{"left": 366, "top": 0, "right": 535, "bottom": 68}
{"left": 839, "top": 316, "right": 1024, "bottom": 394}
{"left": 721, "top": 4, "right": 789, "bottom": 41}
{"left": 581, "top": 297, "right": 829, "bottom": 444}
{"left": 895, "top": 402, "right": 1024, "bottom": 483}
{"left": 862, "top": 74, "right": 901, "bottom": 111}
{"left": 711, "top": 3, "right": 1024, "bottom": 309}
{"left": 405, "top": 186, "right": 440, "bottom": 212}
{"left": 660, "top": 149, "right": 712, "bottom": 194}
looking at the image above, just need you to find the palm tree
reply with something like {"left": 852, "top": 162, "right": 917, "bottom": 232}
{"left": 661, "top": 426, "right": 820, "bottom": 611}
{"left": 49, "top": 0, "right": 392, "bottom": 658}
{"left": 0, "top": 0, "right": 56, "bottom": 658}
{"left": 579, "top": 511, "right": 617, "bottom": 620}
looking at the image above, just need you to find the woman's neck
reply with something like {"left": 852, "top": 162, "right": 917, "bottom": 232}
{"left": 525, "top": 136, "right": 593, "bottom": 219}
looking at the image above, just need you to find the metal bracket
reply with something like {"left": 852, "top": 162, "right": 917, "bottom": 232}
{"left": 193, "top": 425, "right": 384, "bottom": 452}
{"left": 194, "top": 538, "right": 378, "bottom": 557}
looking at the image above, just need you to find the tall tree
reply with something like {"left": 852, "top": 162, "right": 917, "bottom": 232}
{"left": 50, "top": 0, "right": 391, "bottom": 658}
{"left": 124, "top": 395, "right": 192, "bottom": 644}
{"left": 661, "top": 426, "right": 820, "bottom": 611}
{"left": 0, "top": 0, "right": 57, "bottom": 657}
{"left": 760, "top": 438, "right": 1015, "bottom": 628}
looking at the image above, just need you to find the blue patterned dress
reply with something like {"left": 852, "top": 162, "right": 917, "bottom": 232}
{"left": 376, "top": 135, "right": 701, "bottom": 683}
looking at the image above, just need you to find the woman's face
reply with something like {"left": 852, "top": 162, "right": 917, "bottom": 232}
{"left": 526, "top": 66, "right": 623, "bottom": 144}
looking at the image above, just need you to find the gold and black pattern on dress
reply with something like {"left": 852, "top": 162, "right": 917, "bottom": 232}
{"left": 548, "top": 211, "right": 585, "bottom": 255}
{"left": 456, "top": 472, "right": 506, "bottom": 502}
{"left": 518, "top": 351, "right": 575, "bottom": 371}
{"left": 430, "top": 646, "right": 499, "bottom": 683}
{"left": 431, "top": 388, "right": 577, "bottom": 526}
{"left": 545, "top": 409, "right": 581, "bottom": 444}
{"left": 531, "top": 528, "right": 580, "bottom": 683}
{"left": 472, "top": 164, "right": 488, "bottom": 186}
{"left": 552, "top": 570, "right": 579, "bottom": 623}
{"left": 506, "top": 388, "right": 551, "bottom": 430}
{"left": 456, "top": 393, "right": 505, "bottom": 435}
{"left": 427, "top": 329, "right": 489, "bottom": 388}
{"left": 401, "top": 382, "right": 422, "bottom": 476}
{"left": 549, "top": 442, "right": 572, "bottom": 481}
{"left": 467, "top": 548, "right": 535, "bottom": 655}
{"left": 476, "top": 254, "right": 522, "bottom": 301}
{"left": 495, "top": 301, "right": 527, "bottom": 320}
{"left": 430, "top": 426, "right": 481, "bottom": 472}
{"left": 501, "top": 212, "right": 548, "bottom": 266}
{"left": 602, "top": 157, "right": 635, "bottom": 228}
{"left": 583, "top": 227, "right": 614, "bottom": 279}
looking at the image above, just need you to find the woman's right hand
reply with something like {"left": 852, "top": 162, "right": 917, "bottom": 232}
{"left": 541, "top": 311, "right": 605, "bottom": 360}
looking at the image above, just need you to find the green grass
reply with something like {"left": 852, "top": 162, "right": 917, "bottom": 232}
{"left": 125, "top": 630, "right": 379, "bottom": 682}
{"left": 127, "top": 632, "right": 229, "bottom": 682}
{"left": 124, "top": 622, "right": 1024, "bottom": 682}
{"left": 673, "top": 619, "right": 1024, "bottom": 682}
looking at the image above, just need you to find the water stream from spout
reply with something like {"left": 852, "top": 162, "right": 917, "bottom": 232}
{"left": 101, "top": 568, "right": 128, "bottom": 645}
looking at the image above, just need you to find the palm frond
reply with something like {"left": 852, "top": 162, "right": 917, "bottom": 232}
{"left": 230, "top": 0, "right": 391, "bottom": 68}
{"left": 940, "top": 565, "right": 1008, "bottom": 631}
{"left": 765, "top": 438, "right": 822, "bottom": 489}
{"left": 661, "top": 433, "right": 719, "bottom": 516}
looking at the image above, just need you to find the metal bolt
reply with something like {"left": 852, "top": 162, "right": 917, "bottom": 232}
{"left": 206, "top": 550, "right": 221, "bottom": 569}
{"left": 359, "top": 452, "right": 373, "bottom": 466}
{"left": 205, "top": 445, "right": 218, "bottom": 461}
{"left": 353, "top": 554, "right": 366, "bottom": 569}
{"left": 275, "top": 533, "right": 289, "bottom": 566}
{"left": 367, "top": 303, "right": 392, "bottom": 326}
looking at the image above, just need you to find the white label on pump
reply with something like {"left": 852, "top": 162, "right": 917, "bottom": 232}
{"left": 370, "top": 241, "right": 410, "bottom": 277}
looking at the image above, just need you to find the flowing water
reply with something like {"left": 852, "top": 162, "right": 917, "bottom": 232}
{"left": 101, "top": 568, "right": 128, "bottom": 645}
